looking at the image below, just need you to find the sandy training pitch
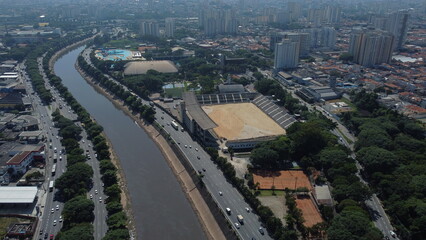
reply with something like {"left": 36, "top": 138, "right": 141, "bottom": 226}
{"left": 252, "top": 170, "right": 313, "bottom": 191}
{"left": 295, "top": 196, "right": 323, "bottom": 227}
{"left": 202, "top": 103, "right": 285, "bottom": 140}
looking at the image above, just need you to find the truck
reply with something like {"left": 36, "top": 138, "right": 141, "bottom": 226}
{"left": 49, "top": 181, "right": 54, "bottom": 192}
{"left": 237, "top": 215, "right": 244, "bottom": 224}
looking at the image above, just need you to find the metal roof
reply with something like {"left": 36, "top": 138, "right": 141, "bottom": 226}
{"left": 0, "top": 186, "right": 37, "bottom": 203}
{"left": 182, "top": 92, "right": 217, "bottom": 130}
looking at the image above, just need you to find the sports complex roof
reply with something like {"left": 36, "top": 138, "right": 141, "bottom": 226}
{"left": 124, "top": 61, "right": 178, "bottom": 75}
{"left": 182, "top": 92, "right": 217, "bottom": 130}
{"left": 0, "top": 186, "right": 38, "bottom": 203}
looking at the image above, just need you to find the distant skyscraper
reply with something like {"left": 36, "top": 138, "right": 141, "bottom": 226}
{"left": 386, "top": 10, "right": 409, "bottom": 50}
{"left": 140, "top": 21, "right": 160, "bottom": 37}
{"left": 305, "top": 27, "right": 337, "bottom": 49}
{"left": 324, "top": 5, "right": 341, "bottom": 24}
{"left": 308, "top": 8, "right": 325, "bottom": 27}
{"left": 288, "top": 2, "right": 301, "bottom": 22}
{"left": 165, "top": 18, "right": 175, "bottom": 38}
{"left": 200, "top": 8, "right": 238, "bottom": 36}
{"left": 274, "top": 39, "right": 300, "bottom": 70}
{"left": 370, "top": 10, "right": 409, "bottom": 50}
{"left": 285, "top": 32, "right": 311, "bottom": 57}
{"left": 349, "top": 30, "right": 394, "bottom": 67}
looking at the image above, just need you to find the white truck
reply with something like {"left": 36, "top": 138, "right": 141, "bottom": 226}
{"left": 237, "top": 215, "right": 244, "bottom": 224}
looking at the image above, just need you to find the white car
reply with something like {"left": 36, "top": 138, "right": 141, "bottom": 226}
{"left": 51, "top": 208, "right": 54, "bottom": 213}
{"left": 195, "top": 148, "right": 198, "bottom": 151}
{"left": 245, "top": 207, "right": 250, "bottom": 212}
{"left": 56, "top": 205, "right": 59, "bottom": 211}
{"left": 95, "top": 190, "right": 98, "bottom": 194}
{"left": 234, "top": 222, "right": 240, "bottom": 229}
{"left": 59, "top": 216, "right": 63, "bottom": 222}
{"left": 99, "top": 197, "right": 102, "bottom": 202}
{"left": 184, "top": 145, "right": 188, "bottom": 148}
{"left": 53, "top": 220, "right": 57, "bottom": 226}
{"left": 90, "top": 194, "right": 93, "bottom": 199}
{"left": 189, "top": 145, "right": 192, "bottom": 149}
{"left": 219, "top": 191, "right": 223, "bottom": 196}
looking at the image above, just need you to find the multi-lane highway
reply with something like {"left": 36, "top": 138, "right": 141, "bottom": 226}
{"left": 81, "top": 47, "right": 272, "bottom": 239}
{"left": 22, "top": 55, "right": 107, "bottom": 240}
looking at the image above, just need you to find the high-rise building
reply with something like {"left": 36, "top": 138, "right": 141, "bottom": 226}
{"left": 305, "top": 27, "right": 337, "bottom": 49}
{"left": 165, "top": 18, "right": 175, "bottom": 38}
{"left": 308, "top": 8, "right": 325, "bottom": 27}
{"left": 200, "top": 8, "right": 238, "bottom": 36}
{"left": 349, "top": 30, "right": 394, "bottom": 67}
{"left": 288, "top": 2, "right": 301, "bottom": 22}
{"left": 274, "top": 39, "right": 300, "bottom": 70}
{"left": 386, "top": 10, "right": 409, "bottom": 50}
{"left": 370, "top": 10, "right": 409, "bottom": 50}
{"left": 324, "top": 5, "right": 341, "bottom": 24}
{"left": 271, "top": 32, "right": 311, "bottom": 56}
{"left": 140, "top": 21, "right": 160, "bottom": 37}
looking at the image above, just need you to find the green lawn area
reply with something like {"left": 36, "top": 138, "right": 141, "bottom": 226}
{"left": 257, "top": 190, "right": 284, "bottom": 196}
{"left": 164, "top": 87, "right": 185, "bottom": 98}
{"left": 339, "top": 97, "right": 357, "bottom": 111}
{"left": 0, "top": 217, "right": 27, "bottom": 238}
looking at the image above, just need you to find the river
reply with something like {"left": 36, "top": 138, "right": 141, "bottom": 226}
{"left": 54, "top": 46, "right": 206, "bottom": 240}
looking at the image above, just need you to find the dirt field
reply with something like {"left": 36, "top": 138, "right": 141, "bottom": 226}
{"left": 258, "top": 195, "right": 287, "bottom": 225}
{"left": 253, "top": 170, "right": 312, "bottom": 191}
{"left": 295, "top": 196, "right": 323, "bottom": 227}
{"left": 202, "top": 103, "right": 285, "bottom": 140}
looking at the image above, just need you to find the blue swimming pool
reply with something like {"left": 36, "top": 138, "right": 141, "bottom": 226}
{"left": 96, "top": 49, "right": 133, "bottom": 61}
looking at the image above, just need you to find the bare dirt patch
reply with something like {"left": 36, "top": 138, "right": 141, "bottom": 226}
{"left": 253, "top": 170, "right": 312, "bottom": 191}
{"left": 202, "top": 103, "right": 285, "bottom": 141}
{"left": 258, "top": 195, "right": 287, "bottom": 225}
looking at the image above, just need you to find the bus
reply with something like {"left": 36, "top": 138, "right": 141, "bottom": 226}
{"left": 49, "top": 181, "right": 54, "bottom": 192}
{"left": 51, "top": 164, "right": 56, "bottom": 176}
{"left": 171, "top": 121, "right": 179, "bottom": 130}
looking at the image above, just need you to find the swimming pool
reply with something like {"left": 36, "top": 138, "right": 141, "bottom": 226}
{"left": 96, "top": 49, "right": 133, "bottom": 61}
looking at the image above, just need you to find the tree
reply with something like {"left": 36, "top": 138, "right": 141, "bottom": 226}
{"left": 62, "top": 196, "right": 95, "bottom": 224}
{"left": 55, "top": 223, "right": 94, "bottom": 240}
{"left": 103, "top": 229, "right": 130, "bottom": 240}
{"left": 327, "top": 210, "right": 383, "bottom": 240}
{"left": 356, "top": 146, "right": 398, "bottom": 175}
{"left": 55, "top": 163, "right": 93, "bottom": 200}
{"left": 106, "top": 201, "right": 123, "bottom": 216}
{"left": 107, "top": 211, "right": 128, "bottom": 230}
{"left": 105, "top": 184, "right": 121, "bottom": 201}
{"left": 250, "top": 147, "right": 279, "bottom": 169}
{"left": 102, "top": 170, "right": 118, "bottom": 187}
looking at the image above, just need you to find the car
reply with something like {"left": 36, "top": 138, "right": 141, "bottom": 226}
{"left": 202, "top": 168, "right": 206, "bottom": 172}
{"left": 245, "top": 207, "right": 250, "bottom": 212}
{"left": 51, "top": 208, "right": 54, "bottom": 213}
{"left": 59, "top": 216, "right": 63, "bottom": 222}
{"left": 234, "top": 222, "right": 240, "bottom": 229}
{"left": 56, "top": 205, "right": 59, "bottom": 210}
{"left": 39, "top": 229, "right": 43, "bottom": 235}
{"left": 195, "top": 148, "right": 198, "bottom": 151}
{"left": 189, "top": 145, "right": 192, "bottom": 149}
{"left": 82, "top": 140, "right": 85, "bottom": 143}
{"left": 99, "top": 197, "right": 102, "bottom": 202}
{"left": 226, "top": 208, "right": 231, "bottom": 215}
{"left": 49, "top": 234, "right": 54, "bottom": 240}
{"left": 390, "top": 231, "right": 396, "bottom": 238}
{"left": 197, "top": 156, "right": 200, "bottom": 159}
{"left": 44, "top": 233, "right": 48, "bottom": 239}
{"left": 219, "top": 191, "right": 223, "bottom": 196}
{"left": 95, "top": 190, "right": 98, "bottom": 194}
{"left": 53, "top": 220, "right": 57, "bottom": 226}
{"left": 258, "top": 227, "right": 265, "bottom": 235}
{"left": 90, "top": 194, "right": 93, "bottom": 199}
{"left": 184, "top": 145, "right": 188, "bottom": 148}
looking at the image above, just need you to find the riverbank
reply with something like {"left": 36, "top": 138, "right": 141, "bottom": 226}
{"left": 75, "top": 61, "right": 226, "bottom": 240}
{"left": 48, "top": 33, "right": 100, "bottom": 72}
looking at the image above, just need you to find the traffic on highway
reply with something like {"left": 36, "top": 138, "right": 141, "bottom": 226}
{"left": 19, "top": 55, "right": 108, "bottom": 240}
